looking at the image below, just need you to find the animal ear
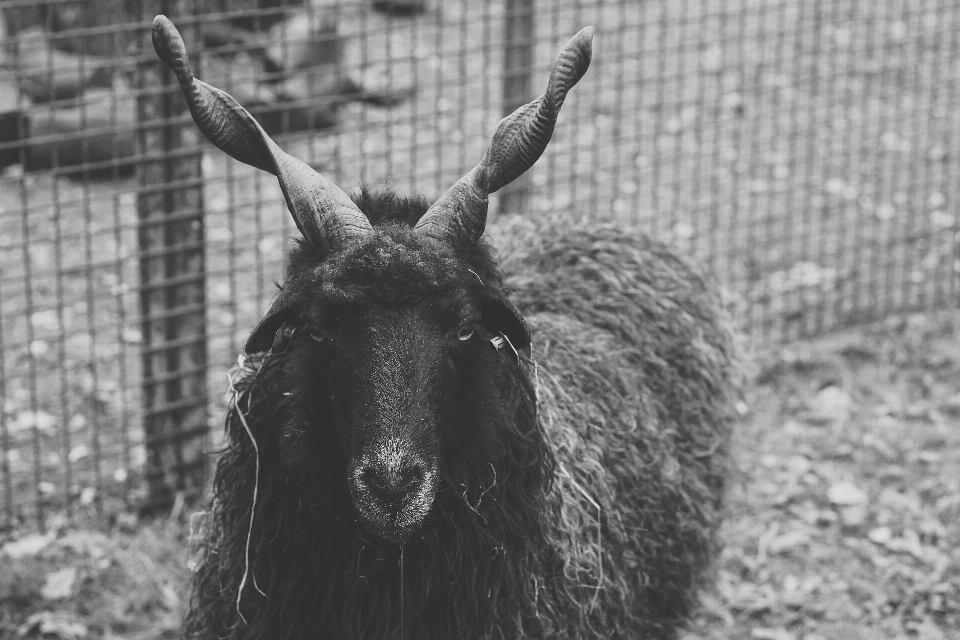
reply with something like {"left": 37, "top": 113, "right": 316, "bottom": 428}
{"left": 245, "top": 299, "right": 299, "bottom": 354}
{"left": 480, "top": 296, "right": 531, "bottom": 351}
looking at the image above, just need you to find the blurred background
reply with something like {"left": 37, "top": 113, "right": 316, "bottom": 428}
{"left": 0, "top": 1, "right": 957, "bottom": 638}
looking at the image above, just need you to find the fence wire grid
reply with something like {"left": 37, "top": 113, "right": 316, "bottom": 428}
{"left": 1, "top": 0, "right": 958, "bottom": 527}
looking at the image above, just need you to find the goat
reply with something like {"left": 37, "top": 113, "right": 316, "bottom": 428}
{"left": 153, "top": 15, "right": 737, "bottom": 640}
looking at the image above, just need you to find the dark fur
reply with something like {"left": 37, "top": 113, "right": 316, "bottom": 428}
{"left": 185, "top": 186, "right": 737, "bottom": 640}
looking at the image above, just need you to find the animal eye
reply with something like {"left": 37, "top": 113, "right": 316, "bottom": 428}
{"left": 456, "top": 324, "right": 476, "bottom": 342}
{"left": 308, "top": 325, "right": 328, "bottom": 342}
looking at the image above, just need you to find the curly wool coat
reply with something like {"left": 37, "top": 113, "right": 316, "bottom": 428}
{"left": 183, "top": 187, "right": 737, "bottom": 640}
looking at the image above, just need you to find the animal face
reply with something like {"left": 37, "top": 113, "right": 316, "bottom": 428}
{"left": 248, "top": 229, "right": 530, "bottom": 543}
{"left": 285, "top": 234, "right": 495, "bottom": 543}
{"left": 320, "top": 299, "right": 475, "bottom": 542}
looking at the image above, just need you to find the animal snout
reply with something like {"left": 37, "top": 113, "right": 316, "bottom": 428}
{"left": 350, "top": 446, "right": 439, "bottom": 542}
{"left": 358, "top": 458, "right": 428, "bottom": 506}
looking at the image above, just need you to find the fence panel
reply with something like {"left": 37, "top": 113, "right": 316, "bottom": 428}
{"left": 134, "top": 0, "right": 208, "bottom": 509}
{"left": 1, "top": 0, "right": 958, "bottom": 527}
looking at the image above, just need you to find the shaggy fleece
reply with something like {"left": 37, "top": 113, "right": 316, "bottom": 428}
{"left": 184, "top": 189, "right": 739, "bottom": 640}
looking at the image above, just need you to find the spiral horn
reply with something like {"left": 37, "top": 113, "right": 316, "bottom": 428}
{"left": 415, "top": 26, "right": 594, "bottom": 245}
{"left": 152, "top": 15, "right": 372, "bottom": 252}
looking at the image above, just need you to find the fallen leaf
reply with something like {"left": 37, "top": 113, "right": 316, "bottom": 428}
{"left": 917, "top": 519, "right": 946, "bottom": 545}
{"left": 875, "top": 203, "right": 897, "bottom": 220}
{"left": 160, "top": 583, "right": 179, "bottom": 610}
{"left": 30, "top": 310, "right": 59, "bottom": 331}
{"left": 701, "top": 44, "right": 724, "bottom": 73}
{"left": 913, "top": 619, "right": 947, "bottom": 640}
{"left": 1, "top": 532, "right": 53, "bottom": 558}
{"left": 41, "top": 567, "right": 78, "bottom": 600}
{"left": 785, "top": 455, "right": 812, "bottom": 475}
{"left": 781, "top": 574, "right": 813, "bottom": 608}
{"left": 29, "top": 340, "right": 49, "bottom": 356}
{"left": 825, "top": 177, "right": 846, "bottom": 195}
{"left": 10, "top": 410, "right": 56, "bottom": 433}
{"left": 768, "top": 529, "right": 811, "bottom": 555}
{"left": 79, "top": 487, "right": 96, "bottom": 505}
{"left": 867, "top": 527, "right": 893, "bottom": 544}
{"left": 750, "top": 628, "right": 795, "bottom": 640}
{"left": 760, "top": 454, "right": 780, "bottom": 468}
{"left": 783, "top": 419, "right": 805, "bottom": 435}
{"left": 840, "top": 504, "right": 869, "bottom": 528}
{"left": 828, "top": 481, "right": 867, "bottom": 506}
{"left": 879, "top": 488, "right": 922, "bottom": 514}
{"left": 67, "top": 445, "right": 89, "bottom": 463}
{"left": 930, "top": 211, "right": 954, "bottom": 229}
{"left": 16, "top": 612, "right": 88, "bottom": 639}
{"left": 809, "top": 386, "right": 853, "bottom": 423}
{"left": 909, "top": 450, "right": 943, "bottom": 463}
{"left": 815, "top": 622, "right": 886, "bottom": 640}
{"left": 56, "top": 530, "right": 108, "bottom": 558}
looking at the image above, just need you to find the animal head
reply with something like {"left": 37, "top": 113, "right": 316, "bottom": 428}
{"left": 153, "top": 16, "right": 593, "bottom": 544}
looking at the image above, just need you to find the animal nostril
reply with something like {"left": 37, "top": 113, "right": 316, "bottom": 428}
{"left": 361, "top": 464, "right": 424, "bottom": 502}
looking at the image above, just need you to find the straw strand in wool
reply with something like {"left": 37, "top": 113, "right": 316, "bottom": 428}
{"left": 227, "top": 356, "right": 266, "bottom": 624}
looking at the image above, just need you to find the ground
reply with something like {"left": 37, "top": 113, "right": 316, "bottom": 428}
{"left": 1, "top": 311, "right": 958, "bottom": 639}
{"left": 687, "top": 311, "right": 960, "bottom": 640}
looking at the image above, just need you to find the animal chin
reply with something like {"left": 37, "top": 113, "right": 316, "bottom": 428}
{"left": 367, "top": 514, "right": 421, "bottom": 545}
{"left": 351, "top": 474, "right": 438, "bottom": 544}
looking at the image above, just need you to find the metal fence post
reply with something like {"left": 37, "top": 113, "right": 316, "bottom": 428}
{"left": 500, "top": 0, "right": 534, "bottom": 215}
{"left": 135, "top": 0, "right": 208, "bottom": 508}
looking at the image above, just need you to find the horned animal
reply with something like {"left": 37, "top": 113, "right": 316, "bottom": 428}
{"left": 153, "top": 15, "right": 737, "bottom": 640}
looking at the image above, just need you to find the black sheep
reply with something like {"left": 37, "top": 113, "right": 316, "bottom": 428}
{"left": 153, "top": 15, "right": 738, "bottom": 639}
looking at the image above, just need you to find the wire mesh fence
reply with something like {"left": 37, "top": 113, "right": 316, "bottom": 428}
{"left": 1, "top": 0, "right": 958, "bottom": 528}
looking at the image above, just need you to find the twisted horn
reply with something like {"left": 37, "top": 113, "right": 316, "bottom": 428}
{"left": 152, "top": 15, "right": 372, "bottom": 252}
{"left": 415, "top": 26, "right": 594, "bottom": 245}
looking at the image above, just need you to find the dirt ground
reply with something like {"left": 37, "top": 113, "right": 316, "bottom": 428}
{"left": 1, "top": 311, "right": 958, "bottom": 640}
{"left": 685, "top": 311, "right": 960, "bottom": 640}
